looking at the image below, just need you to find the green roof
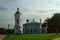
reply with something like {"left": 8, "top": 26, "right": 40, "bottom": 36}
{"left": 23, "top": 21, "right": 40, "bottom": 26}
{"left": 27, "top": 21, "right": 39, "bottom": 24}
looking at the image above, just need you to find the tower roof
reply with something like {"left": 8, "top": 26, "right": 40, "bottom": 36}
{"left": 15, "top": 8, "right": 22, "bottom": 15}
{"left": 17, "top": 8, "right": 19, "bottom": 12}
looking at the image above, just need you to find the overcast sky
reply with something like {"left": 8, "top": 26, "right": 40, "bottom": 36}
{"left": 0, "top": 0, "right": 60, "bottom": 29}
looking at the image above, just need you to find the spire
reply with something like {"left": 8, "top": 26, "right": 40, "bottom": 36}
{"left": 17, "top": 8, "right": 19, "bottom": 12}
{"left": 40, "top": 19, "right": 41, "bottom": 23}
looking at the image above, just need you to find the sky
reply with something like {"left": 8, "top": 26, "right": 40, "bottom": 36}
{"left": 0, "top": 0, "right": 60, "bottom": 29}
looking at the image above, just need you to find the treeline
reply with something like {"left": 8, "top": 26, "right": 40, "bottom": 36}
{"left": 46, "top": 13, "right": 60, "bottom": 33}
{"left": 0, "top": 28, "right": 14, "bottom": 34}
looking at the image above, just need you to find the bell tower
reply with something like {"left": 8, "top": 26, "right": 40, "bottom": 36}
{"left": 14, "top": 8, "right": 23, "bottom": 34}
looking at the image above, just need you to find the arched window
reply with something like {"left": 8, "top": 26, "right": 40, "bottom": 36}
{"left": 27, "top": 29, "right": 29, "bottom": 32}
{"left": 31, "top": 29, "right": 32, "bottom": 33}
{"left": 35, "top": 29, "right": 36, "bottom": 32}
{"left": 16, "top": 19, "right": 19, "bottom": 23}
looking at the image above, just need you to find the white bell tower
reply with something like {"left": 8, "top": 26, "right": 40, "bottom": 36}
{"left": 14, "top": 8, "right": 23, "bottom": 34}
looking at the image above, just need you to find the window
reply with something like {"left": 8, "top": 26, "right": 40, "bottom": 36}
{"left": 16, "top": 19, "right": 19, "bottom": 23}
{"left": 35, "top": 29, "right": 36, "bottom": 32}
{"left": 16, "top": 19, "right": 18, "bottom": 22}
{"left": 31, "top": 29, "right": 32, "bottom": 33}
{"left": 27, "top": 29, "right": 29, "bottom": 32}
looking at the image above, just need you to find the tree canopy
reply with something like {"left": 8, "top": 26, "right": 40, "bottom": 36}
{"left": 46, "top": 13, "right": 60, "bottom": 32}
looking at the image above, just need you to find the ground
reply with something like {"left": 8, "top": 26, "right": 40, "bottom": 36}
{"left": 53, "top": 37, "right": 60, "bottom": 40}
{"left": 4, "top": 33, "right": 60, "bottom": 40}
{"left": 0, "top": 34, "right": 6, "bottom": 40}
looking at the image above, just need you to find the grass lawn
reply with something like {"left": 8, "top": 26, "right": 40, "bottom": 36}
{"left": 4, "top": 33, "right": 60, "bottom": 40}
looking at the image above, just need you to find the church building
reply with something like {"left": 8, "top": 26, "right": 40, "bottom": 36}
{"left": 23, "top": 19, "right": 42, "bottom": 34}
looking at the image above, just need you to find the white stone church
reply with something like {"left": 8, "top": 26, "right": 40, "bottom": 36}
{"left": 14, "top": 8, "right": 48, "bottom": 34}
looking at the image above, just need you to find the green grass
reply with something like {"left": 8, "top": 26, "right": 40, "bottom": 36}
{"left": 4, "top": 33, "right": 60, "bottom": 40}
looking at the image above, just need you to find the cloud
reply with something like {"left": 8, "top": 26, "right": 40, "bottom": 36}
{"left": 0, "top": 0, "right": 60, "bottom": 28}
{"left": 0, "top": 5, "right": 7, "bottom": 11}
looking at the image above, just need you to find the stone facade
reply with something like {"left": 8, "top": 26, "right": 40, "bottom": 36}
{"left": 23, "top": 19, "right": 47, "bottom": 34}
{"left": 23, "top": 19, "right": 41, "bottom": 34}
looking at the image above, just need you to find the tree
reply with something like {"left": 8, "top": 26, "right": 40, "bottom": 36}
{"left": 45, "top": 13, "right": 60, "bottom": 33}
